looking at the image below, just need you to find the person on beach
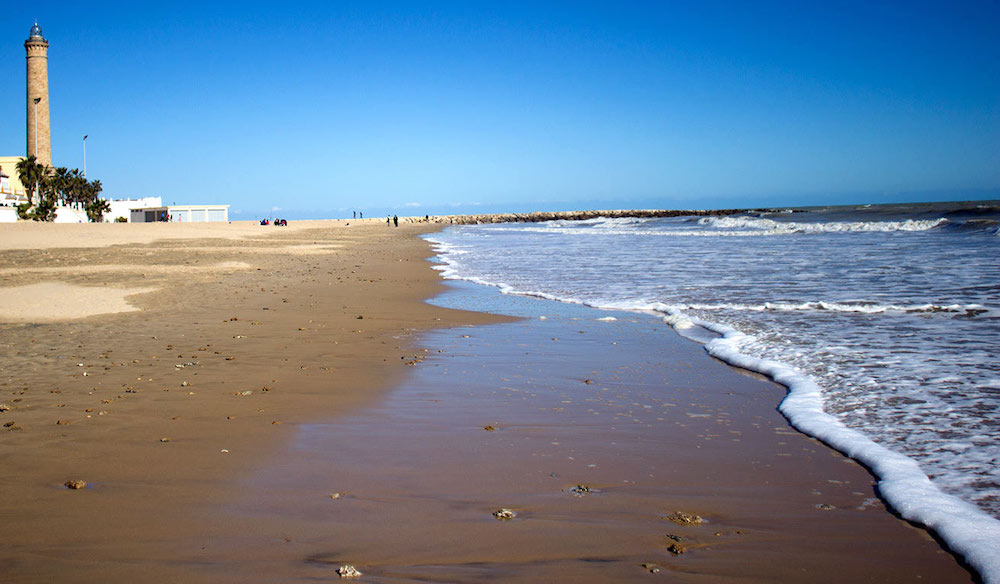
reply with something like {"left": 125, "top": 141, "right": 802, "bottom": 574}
{"left": 353, "top": 211, "right": 356, "bottom": 219}
{"left": 393, "top": 215, "right": 398, "bottom": 227}
{"left": 387, "top": 216, "right": 391, "bottom": 226}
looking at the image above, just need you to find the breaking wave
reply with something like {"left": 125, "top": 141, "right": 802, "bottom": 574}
{"left": 698, "top": 216, "right": 949, "bottom": 233}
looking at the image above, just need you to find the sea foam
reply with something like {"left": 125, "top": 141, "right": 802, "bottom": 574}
{"left": 699, "top": 216, "right": 949, "bottom": 233}
{"left": 673, "top": 308, "right": 1000, "bottom": 583}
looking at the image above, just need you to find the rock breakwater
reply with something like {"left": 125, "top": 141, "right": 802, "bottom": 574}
{"left": 409, "top": 208, "right": 771, "bottom": 225}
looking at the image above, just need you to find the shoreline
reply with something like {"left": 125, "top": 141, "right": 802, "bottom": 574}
{"left": 0, "top": 220, "right": 975, "bottom": 581}
{"left": 228, "top": 280, "right": 972, "bottom": 582}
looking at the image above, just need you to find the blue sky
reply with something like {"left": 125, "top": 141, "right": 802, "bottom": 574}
{"left": 1, "top": 1, "right": 997, "bottom": 219}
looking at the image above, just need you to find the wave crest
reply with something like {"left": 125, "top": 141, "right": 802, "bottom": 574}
{"left": 699, "top": 216, "right": 948, "bottom": 234}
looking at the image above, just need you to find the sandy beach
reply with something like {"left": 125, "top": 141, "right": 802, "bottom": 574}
{"left": 0, "top": 220, "right": 973, "bottom": 582}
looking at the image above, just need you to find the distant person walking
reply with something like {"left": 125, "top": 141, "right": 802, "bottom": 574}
{"left": 353, "top": 211, "right": 356, "bottom": 219}
{"left": 387, "top": 216, "right": 391, "bottom": 226}
{"left": 393, "top": 215, "right": 398, "bottom": 227}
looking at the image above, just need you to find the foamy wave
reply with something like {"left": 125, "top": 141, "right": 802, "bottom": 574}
{"left": 699, "top": 216, "right": 948, "bottom": 233}
{"left": 548, "top": 216, "right": 652, "bottom": 229}
{"left": 678, "top": 301, "right": 992, "bottom": 317}
{"left": 660, "top": 306, "right": 1000, "bottom": 583}
{"left": 481, "top": 225, "right": 800, "bottom": 237}
{"left": 473, "top": 216, "right": 949, "bottom": 238}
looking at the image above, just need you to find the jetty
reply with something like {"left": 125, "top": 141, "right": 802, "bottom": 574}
{"left": 420, "top": 208, "right": 776, "bottom": 225}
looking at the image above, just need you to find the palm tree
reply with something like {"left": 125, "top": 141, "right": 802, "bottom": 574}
{"left": 14, "top": 157, "right": 105, "bottom": 221}
{"left": 88, "top": 179, "right": 102, "bottom": 201}
{"left": 64, "top": 169, "right": 85, "bottom": 209}
{"left": 84, "top": 180, "right": 106, "bottom": 222}
{"left": 35, "top": 165, "right": 57, "bottom": 222}
{"left": 13, "top": 157, "right": 60, "bottom": 221}
{"left": 15, "top": 156, "right": 44, "bottom": 206}
{"left": 51, "top": 167, "right": 70, "bottom": 206}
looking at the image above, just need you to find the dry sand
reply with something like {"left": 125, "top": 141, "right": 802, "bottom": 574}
{"left": 0, "top": 219, "right": 320, "bottom": 250}
{"left": 0, "top": 220, "right": 973, "bottom": 582}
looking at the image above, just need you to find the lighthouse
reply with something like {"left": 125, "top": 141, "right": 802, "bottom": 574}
{"left": 25, "top": 21, "right": 51, "bottom": 168}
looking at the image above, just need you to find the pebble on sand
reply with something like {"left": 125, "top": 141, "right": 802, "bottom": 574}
{"left": 665, "top": 512, "right": 704, "bottom": 525}
{"left": 337, "top": 565, "right": 362, "bottom": 578}
{"left": 492, "top": 508, "right": 517, "bottom": 520}
{"left": 64, "top": 480, "right": 87, "bottom": 490}
{"left": 667, "top": 543, "right": 687, "bottom": 555}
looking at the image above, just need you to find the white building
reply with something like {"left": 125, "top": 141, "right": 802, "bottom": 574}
{"left": 54, "top": 207, "right": 88, "bottom": 223}
{"left": 130, "top": 204, "right": 229, "bottom": 223}
{"left": 0, "top": 167, "right": 28, "bottom": 222}
{"left": 108, "top": 196, "right": 161, "bottom": 222}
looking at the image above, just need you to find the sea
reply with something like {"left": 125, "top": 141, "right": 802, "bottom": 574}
{"left": 424, "top": 200, "right": 1000, "bottom": 580}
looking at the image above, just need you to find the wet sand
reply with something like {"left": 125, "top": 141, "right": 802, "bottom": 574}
{"left": 226, "top": 284, "right": 972, "bottom": 583}
{"left": 0, "top": 220, "right": 974, "bottom": 582}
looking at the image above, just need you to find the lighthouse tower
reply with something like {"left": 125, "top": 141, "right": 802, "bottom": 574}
{"left": 25, "top": 22, "right": 51, "bottom": 168}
